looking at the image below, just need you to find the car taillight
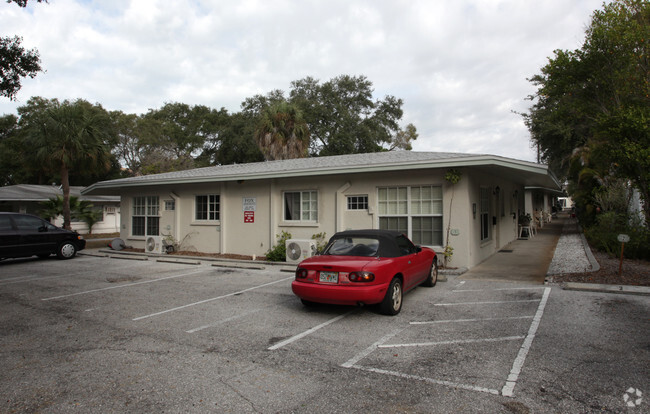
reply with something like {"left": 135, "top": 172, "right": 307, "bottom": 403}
{"left": 295, "top": 268, "right": 309, "bottom": 279}
{"left": 349, "top": 271, "right": 374, "bottom": 282}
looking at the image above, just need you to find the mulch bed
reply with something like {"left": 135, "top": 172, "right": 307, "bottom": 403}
{"left": 547, "top": 251, "right": 650, "bottom": 286}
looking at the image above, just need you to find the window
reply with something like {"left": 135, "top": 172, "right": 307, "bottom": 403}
{"left": 164, "top": 200, "right": 175, "bottom": 211}
{"left": 132, "top": 196, "right": 159, "bottom": 236}
{"left": 480, "top": 187, "right": 490, "bottom": 241}
{"left": 378, "top": 186, "right": 443, "bottom": 246}
{"left": 195, "top": 195, "right": 220, "bottom": 221}
{"left": 284, "top": 191, "right": 318, "bottom": 222}
{"left": 0, "top": 215, "right": 12, "bottom": 232}
{"left": 347, "top": 195, "right": 368, "bottom": 210}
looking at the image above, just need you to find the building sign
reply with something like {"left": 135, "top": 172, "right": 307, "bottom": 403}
{"left": 244, "top": 211, "right": 254, "bottom": 223}
{"left": 243, "top": 197, "right": 256, "bottom": 212}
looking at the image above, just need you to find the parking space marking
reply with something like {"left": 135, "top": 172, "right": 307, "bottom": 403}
{"left": 342, "top": 287, "right": 552, "bottom": 398}
{"left": 42, "top": 268, "right": 208, "bottom": 301}
{"left": 353, "top": 366, "right": 501, "bottom": 395}
{"left": 410, "top": 315, "right": 533, "bottom": 325}
{"left": 502, "top": 287, "right": 551, "bottom": 397}
{"left": 133, "top": 276, "right": 294, "bottom": 321}
{"left": 2, "top": 261, "right": 154, "bottom": 286}
{"left": 379, "top": 335, "right": 525, "bottom": 348}
{"left": 341, "top": 328, "right": 406, "bottom": 368}
{"left": 187, "top": 309, "right": 262, "bottom": 333}
{"left": 453, "top": 287, "right": 547, "bottom": 293}
{"left": 268, "top": 309, "right": 356, "bottom": 350}
{"left": 434, "top": 299, "right": 540, "bottom": 306}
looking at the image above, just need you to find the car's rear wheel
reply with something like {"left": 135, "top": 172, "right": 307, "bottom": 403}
{"left": 423, "top": 259, "right": 438, "bottom": 287}
{"left": 57, "top": 242, "right": 77, "bottom": 259}
{"left": 380, "top": 278, "right": 402, "bottom": 315}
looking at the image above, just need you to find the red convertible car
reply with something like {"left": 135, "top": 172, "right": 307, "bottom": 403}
{"left": 291, "top": 229, "right": 438, "bottom": 315}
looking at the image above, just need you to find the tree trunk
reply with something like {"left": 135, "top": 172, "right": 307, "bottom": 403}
{"left": 60, "top": 165, "right": 71, "bottom": 230}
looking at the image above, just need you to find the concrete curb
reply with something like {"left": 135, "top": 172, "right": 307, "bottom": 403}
{"left": 575, "top": 221, "right": 600, "bottom": 272}
{"left": 562, "top": 282, "right": 650, "bottom": 296}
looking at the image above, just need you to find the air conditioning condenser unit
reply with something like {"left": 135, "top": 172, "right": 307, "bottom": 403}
{"left": 145, "top": 236, "right": 165, "bottom": 254}
{"left": 285, "top": 239, "right": 317, "bottom": 264}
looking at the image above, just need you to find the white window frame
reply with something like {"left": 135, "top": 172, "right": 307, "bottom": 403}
{"left": 283, "top": 190, "right": 318, "bottom": 223}
{"left": 194, "top": 194, "right": 220, "bottom": 221}
{"left": 377, "top": 185, "right": 443, "bottom": 246}
{"left": 480, "top": 187, "right": 491, "bottom": 241}
{"left": 347, "top": 195, "right": 369, "bottom": 210}
{"left": 132, "top": 196, "right": 159, "bottom": 237}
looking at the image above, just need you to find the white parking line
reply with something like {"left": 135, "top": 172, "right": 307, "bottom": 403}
{"left": 42, "top": 268, "right": 208, "bottom": 301}
{"left": 186, "top": 309, "right": 262, "bottom": 333}
{"left": 410, "top": 315, "right": 533, "bottom": 325}
{"left": 502, "top": 287, "right": 551, "bottom": 397}
{"left": 1, "top": 261, "right": 153, "bottom": 285}
{"left": 268, "top": 309, "right": 356, "bottom": 350}
{"left": 453, "top": 287, "right": 547, "bottom": 293}
{"left": 341, "top": 327, "right": 406, "bottom": 368}
{"left": 133, "top": 276, "right": 293, "bottom": 321}
{"left": 434, "top": 299, "right": 540, "bottom": 306}
{"left": 378, "top": 335, "right": 525, "bottom": 348}
{"left": 353, "top": 365, "right": 501, "bottom": 395}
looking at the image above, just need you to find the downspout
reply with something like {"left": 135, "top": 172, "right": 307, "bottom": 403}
{"left": 336, "top": 182, "right": 351, "bottom": 232}
{"left": 220, "top": 182, "right": 225, "bottom": 254}
{"left": 269, "top": 179, "right": 277, "bottom": 253}
{"left": 169, "top": 191, "right": 180, "bottom": 244}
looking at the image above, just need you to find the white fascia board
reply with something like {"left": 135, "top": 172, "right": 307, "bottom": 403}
{"left": 82, "top": 154, "right": 558, "bottom": 194}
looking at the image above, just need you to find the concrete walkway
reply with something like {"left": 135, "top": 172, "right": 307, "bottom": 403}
{"left": 459, "top": 215, "right": 564, "bottom": 284}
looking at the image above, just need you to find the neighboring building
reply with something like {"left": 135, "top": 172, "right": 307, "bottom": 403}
{"left": 82, "top": 151, "right": 561, "bottom": 269}
{"left": 0, "top": 184, "right": 120, "bottom": 234}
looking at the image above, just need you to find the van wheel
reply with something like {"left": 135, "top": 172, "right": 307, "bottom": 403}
{"left": 380, "top": 278, "right": 403, "bottom": 315}
{"left": 57, "top": 242, "right": 77, "bottom": 259}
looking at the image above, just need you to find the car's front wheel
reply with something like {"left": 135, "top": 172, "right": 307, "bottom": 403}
{"left": 57, "top": 242, "right": 77, "bottom": 259}
{"left": 380, "top": 278, "right": 403, "bottom": 315}
{"left": 423, "top": 259, "right": 438, "bottom": 287}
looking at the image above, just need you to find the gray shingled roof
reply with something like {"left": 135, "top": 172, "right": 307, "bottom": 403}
{"left": 83, "top": 151, "right": 560, "bottom": 195}
{"left": 0, "top": 184, "right": 119, "bottom": 202}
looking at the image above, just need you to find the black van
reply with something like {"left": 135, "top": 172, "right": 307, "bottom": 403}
{"left": 0, "top": 212, "right": 86, "bottom": 260}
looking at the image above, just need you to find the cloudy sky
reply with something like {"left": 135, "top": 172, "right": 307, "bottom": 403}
{"left": 2, "top": 0, "right": 603, "bottom": 162}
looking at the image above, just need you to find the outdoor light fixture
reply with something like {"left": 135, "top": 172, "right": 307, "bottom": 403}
{"left": 494, "top": 186, "right": 500, "bottom": 196}
{"left": 472, "top": 203, "right": 476, "bottom": 219}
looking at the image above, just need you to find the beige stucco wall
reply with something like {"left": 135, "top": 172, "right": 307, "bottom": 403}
{"left": 118, "top": 167, "right": 529, "bottom": 268}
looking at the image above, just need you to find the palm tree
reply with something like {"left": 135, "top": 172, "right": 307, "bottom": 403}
{"left": 28, "top": 99, "right": 112, "bottom": 229}
{"left": 254, "top": 102, "right": 309, "bottom": 161}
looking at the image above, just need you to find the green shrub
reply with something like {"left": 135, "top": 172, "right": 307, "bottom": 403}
{"left": 311, "top": 232, "right": 327, "bottom": 253}
{"left": 265, "top": 231, "right": 292, "bottom": 261}
{"left": 585, "top": 212, "right": 650, "bottom": 259}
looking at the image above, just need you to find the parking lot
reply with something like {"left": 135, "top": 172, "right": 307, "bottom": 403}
{"left": 1, "top": 252, "right": 648, "bottom": 413}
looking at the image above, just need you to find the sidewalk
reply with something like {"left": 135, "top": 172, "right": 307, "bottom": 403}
{"left": 457, "top": 214, "right": 650, "bottom": 295}
{"left": 459, "top": 216, "right": 564, "bottom": 284}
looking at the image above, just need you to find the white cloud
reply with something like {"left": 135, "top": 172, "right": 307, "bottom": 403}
{"left": 1, "top": 0, "right": 603, "bottom": 162}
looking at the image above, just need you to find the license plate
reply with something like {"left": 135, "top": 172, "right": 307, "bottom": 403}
{"left": 319, "top": 271, "right": 338, "bottom": 283}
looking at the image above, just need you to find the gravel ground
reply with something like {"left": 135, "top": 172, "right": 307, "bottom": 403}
{"left": 547, "top": 217, "right": 650, "bottom": 286}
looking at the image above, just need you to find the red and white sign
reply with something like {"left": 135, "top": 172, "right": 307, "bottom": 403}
{"left": 244, "top": 211, "right": 254, "bottom": 223}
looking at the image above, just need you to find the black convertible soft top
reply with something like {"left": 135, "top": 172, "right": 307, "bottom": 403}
{"left": 325, "top": 229, "right": 412, "bottom": 258}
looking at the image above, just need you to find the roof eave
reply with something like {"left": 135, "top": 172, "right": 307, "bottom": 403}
{"left": 82, "top": 154, "right": 559, "bottom": 195}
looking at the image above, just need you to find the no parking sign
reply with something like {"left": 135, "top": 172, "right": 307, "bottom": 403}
{"left": 243, "top": 197, "right": 256, "bottom": 223}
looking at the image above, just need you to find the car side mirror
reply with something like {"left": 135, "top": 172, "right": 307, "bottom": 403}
{"left": 38, "top": 226, "right": 48, "bottom": 232}
{"left": 415, "top": 246, "right": 422, "bottom": 253}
